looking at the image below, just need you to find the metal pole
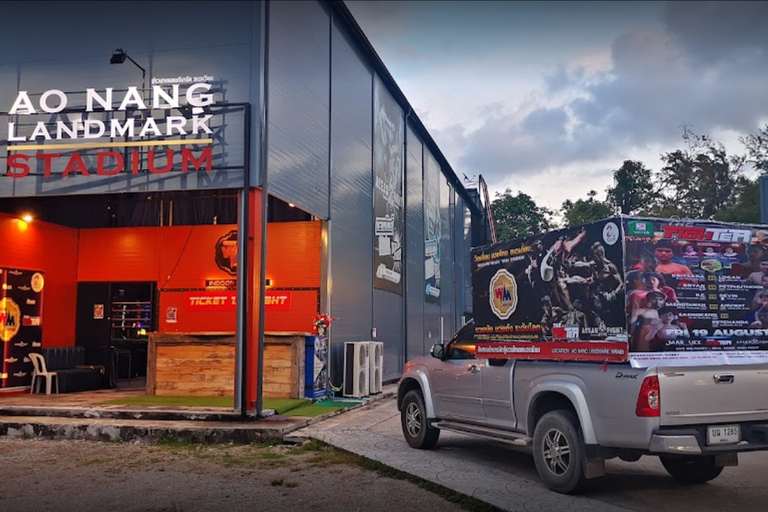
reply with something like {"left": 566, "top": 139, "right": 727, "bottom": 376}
{"left": 255, "top": 0, "right": 271, "bottom": 418}
{"left": 235, "top": 103, "right": 251, "bottom": 419}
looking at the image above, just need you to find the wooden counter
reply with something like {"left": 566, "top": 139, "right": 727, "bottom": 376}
{"left": 147, "top": 331, "right": 309, "bottom": 399}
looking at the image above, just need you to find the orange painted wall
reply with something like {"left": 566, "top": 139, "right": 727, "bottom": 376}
{"left": 265, "top": 222, "right": 322, "bottom": 289}
{"left": 0, "top": 209, "right": 321, "bottom": 350}
{"left": 79, "top": 224, "right": 240, "bottom": 333}
{"left": 78, "top": 220, "right": 322, "bottom": 334}
{"left": 0, "top": 213, "right": 78, "bottom": 347}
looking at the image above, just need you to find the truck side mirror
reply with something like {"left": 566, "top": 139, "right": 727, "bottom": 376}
{"left": 430, "top": 343, "right": 445, "bottom": 359}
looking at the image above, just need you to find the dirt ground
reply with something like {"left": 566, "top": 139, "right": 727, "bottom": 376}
{"left": 0, "top": 437, "right": 482, "bottom": 512}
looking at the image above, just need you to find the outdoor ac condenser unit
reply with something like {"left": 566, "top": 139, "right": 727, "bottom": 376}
{"left": 343, "top": 342, "right": 370, "bottom": 398}
{"left": 368, "top": 342, "right": 384, "bottom": 394}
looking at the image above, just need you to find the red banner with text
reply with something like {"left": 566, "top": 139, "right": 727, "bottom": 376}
{"left": 475, "top": 341, "right": 628, "bottom": 362}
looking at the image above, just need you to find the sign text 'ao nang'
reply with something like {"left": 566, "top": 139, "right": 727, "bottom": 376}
{"left": 1, "top": 80, "right": 247, "bottom": 197}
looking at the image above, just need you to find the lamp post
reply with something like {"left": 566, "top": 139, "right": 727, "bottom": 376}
{"left": 109, "top": 48, "right": 148, "bottom": 204}
{"left": 110, "top": 48, "right": 146, "bottom": 93}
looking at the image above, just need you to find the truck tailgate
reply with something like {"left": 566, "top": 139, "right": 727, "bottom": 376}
{"left": 659, "top": 365, "right": 768, "bottom": 426}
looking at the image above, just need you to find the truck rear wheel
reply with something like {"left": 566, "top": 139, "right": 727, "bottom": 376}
{"left": 401, "top": 390, "right": 440, "bottom": 449}
{"left": 532, "top": 410, "right": 587, "bottom": 494}
{"left": 659, "top": 455, "right": 724, "bottom": 484}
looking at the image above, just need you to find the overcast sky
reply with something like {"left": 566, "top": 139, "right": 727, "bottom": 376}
{"left": 345, "top": 1, "right": 768, "bottom": 212}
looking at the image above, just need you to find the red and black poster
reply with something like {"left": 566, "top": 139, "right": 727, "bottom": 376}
{"left": 0, "top": 267, "right": 44, "bottom": 389}
{"left": 624, "top": 217, "right": 768, "bottom": 366}
{"left": 471, "top": 218, "right": 627, "bottom": 344}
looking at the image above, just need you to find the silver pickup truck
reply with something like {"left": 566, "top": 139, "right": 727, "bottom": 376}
{"left": 397, "top": 319, "right": 768, "bottom": 494}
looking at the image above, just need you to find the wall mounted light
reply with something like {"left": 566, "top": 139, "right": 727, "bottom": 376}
{"left": 21, "top": 214, "right": 33, "bottom": 223}
{"left": 109, "top": 48, "right": 146, "bottom": 90}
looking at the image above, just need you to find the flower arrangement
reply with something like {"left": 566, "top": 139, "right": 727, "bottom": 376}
{"left": 313, "top": 314, "right": 336, "bottom": 335}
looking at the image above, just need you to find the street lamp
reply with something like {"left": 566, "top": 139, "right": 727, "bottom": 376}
{"left": 109, "top": 48, "right": 146, "bottom": 85}
{"left": 109, "top": 48, "right": 148, "bottom": 182}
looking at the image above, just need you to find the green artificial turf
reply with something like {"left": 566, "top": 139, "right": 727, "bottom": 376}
{"left": 98, "top": 395, "right": 357, "bottom": 416}
{"left": 100, "top": 395, "right": 234, "bottom": 408}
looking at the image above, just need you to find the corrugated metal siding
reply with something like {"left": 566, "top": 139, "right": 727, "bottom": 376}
{"left": 440, "top": 175, "right": 455, "bottom": 336}
{"left": 0, "top": 1, "right": 255, "bottom": 198}
{"left": 328, "top": 15, "right": 374, "bottom": 386}
{"left": 463, "top": 201, "right": 474, "bottom": 317}
{"left": 374, "top": 289, "right": 404, "bottom": 381}
{"left": 405, "top": 125, "right": 425, "bottom": 360}
{"left": 454, "top": 195, "right": 468, "bottom": 323}
{"left": 267, "top": 0, "right": 330, "bottom": 218}
{"left": 423, "top": 151, "right": 442, "bottom": 344}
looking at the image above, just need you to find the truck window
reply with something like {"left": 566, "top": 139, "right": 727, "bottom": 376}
{"left": 445, "top": 321, "right": 476, "bottom": 360}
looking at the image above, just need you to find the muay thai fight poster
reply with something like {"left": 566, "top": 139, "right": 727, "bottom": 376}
{"left": 623, "top": 217, "right": 768, "bottom": 366}
{"left": 0, "top": 267, "right": 44, "bottom": 389}
{"left": 471, "top": 218, "right": 627, "bottom": 343}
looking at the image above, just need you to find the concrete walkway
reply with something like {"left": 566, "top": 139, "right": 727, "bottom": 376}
{"left": 288, "top": 395, "right": 630, "bottom": 512}
{"left": 0, "top": 385, "right": 396, "bottom": 444}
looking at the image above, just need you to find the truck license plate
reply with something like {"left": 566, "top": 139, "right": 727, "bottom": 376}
{"left": 707, "top": 425, "right": 740, "bottom": 445}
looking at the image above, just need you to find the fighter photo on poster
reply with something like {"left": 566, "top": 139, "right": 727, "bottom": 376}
{"left": 624, "top": 217, "right": 768, "bottom": 364}
{"left": 471, "top": 218, "right": 626, "bottom": 342}
{"left": 1, "top": 267, "right": 44, "bottom": 389}
{"left": 373, "top": 78, "right": 404, "bottom": 295}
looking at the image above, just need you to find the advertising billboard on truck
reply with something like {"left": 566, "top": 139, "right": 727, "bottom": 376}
{"left": 471, "top": 216, "right": 768, "bottom": 367}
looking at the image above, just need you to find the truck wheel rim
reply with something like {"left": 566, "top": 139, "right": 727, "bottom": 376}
{"left": 405, "top": 402, "right": 422, "bottom": 437}
{"left": 542, "top": 428, "right": 571, "bottom": 476}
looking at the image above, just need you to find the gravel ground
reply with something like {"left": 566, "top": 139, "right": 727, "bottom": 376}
{"left": 0, "top": 438, "right": 480, "bottom": 512}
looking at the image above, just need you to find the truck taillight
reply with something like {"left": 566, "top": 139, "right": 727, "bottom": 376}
{"left": 635, "top": 375, "right": 660, "bottom": 417}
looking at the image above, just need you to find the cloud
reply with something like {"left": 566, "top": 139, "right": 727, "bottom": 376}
{"left": 664, "top": 1, "right": 768, "bottom": 65}
{"left": 446, "top": 1, "right": 768, "bottom": 197}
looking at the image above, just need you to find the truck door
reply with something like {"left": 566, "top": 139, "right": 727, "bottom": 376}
{"left": 481, "top": 359, "right": 517, "bottom": 429}
{"left": 431, "top": 322, "right": 486, "bottom": 421}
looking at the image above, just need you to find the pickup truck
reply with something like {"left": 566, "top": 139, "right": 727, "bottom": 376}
{"left": 397, "top": 318, "right": 768, "bottom": 494}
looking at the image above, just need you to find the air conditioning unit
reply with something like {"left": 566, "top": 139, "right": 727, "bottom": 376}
{"left": 343, "top": 342, "right": 370, "bottom": 398}
{"left": 368, "top": 341, "right": 384, "bottom": 394}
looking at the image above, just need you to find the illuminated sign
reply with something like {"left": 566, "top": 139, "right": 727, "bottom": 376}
{"left": 184, "top": 290, "right": 292, "bottom": 312}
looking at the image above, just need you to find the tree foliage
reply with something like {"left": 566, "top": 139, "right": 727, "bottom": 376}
{"left": 742, "top": 124, "right": 768, "bottom": 175}
{"left": 560, "top": 190, "right": 614, "bottom": 227}
{"left": 485, "top": 126, "right": 767, "bottom": 238}
{"left": 490, "top": 189, "right": 554, "bottom": 240}
{"left": 653, "top": 128, "right": 745, "bottom": 220}
{"left": 606, "top": 160, "right": 656, "bottom": 215}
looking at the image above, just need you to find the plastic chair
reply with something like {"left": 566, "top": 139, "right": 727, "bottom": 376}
{"left": 29, "top": 353, "right": 59, "bottom": 395}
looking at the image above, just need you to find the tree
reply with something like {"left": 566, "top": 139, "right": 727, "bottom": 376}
{"left": 606, "top": 160, "right": 656, "bottom": 215}
{"left": 742, "top": 124, "right": 768, "bottom": 175}
{"left": 714, "top": 177, "right": 760, "bottom": 223}
{"left": 490, "top": 189, "right": 554, "bottom": 240}
{"left": 654, "top": 127, "right": 744, "bottom": 220}
{"left": 560, "top": 190, "right": 613, "bottom": 227}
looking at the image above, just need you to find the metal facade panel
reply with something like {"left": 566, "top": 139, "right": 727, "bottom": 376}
{"left": 462, "top": 200, "right": 474, "bottom": 317}
{"left": 373, "top": 288, "right": 404, "bottom": 382}
{"left": 423, "top": 150, "right": 442, "bottom": 344}
{"left": 454, "top": 194, "right": 469, "bottom": 322}
{"left": 405, "top": 125, "right": 425, "bottom": 360}
{"left": 328, "top": 16, "right": 374, "bottom": 386}
{"left": 0, "top": 2, "right": 256, "bottom": 198}
{"left": 440, "top": 174, "right": 456, "bottom": 335}
{"left": 267, "top": 0, "right": 330, "bottom": 218}
{"left": 0, "top": 2, "right": 253, "bottom": 65}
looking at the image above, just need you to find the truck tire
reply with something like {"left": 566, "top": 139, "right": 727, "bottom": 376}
{"left": 659, "top": 455, "right": 724, "bottom": 484}
{"left": 401, "top": 389, "right": 440, "bottom": 449}
{"left": 532, "top": 410, "right": 587, "bottom": 494}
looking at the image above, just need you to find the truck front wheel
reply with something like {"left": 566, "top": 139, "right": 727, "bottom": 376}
{"left": 401, "top": 390, "right": 440, "bottom": 449}
{"left": 532, "top": 410, "right": 587, "bottom": 494}
{"left": 659, "top": 455, "right": 724, "bottom": 484}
